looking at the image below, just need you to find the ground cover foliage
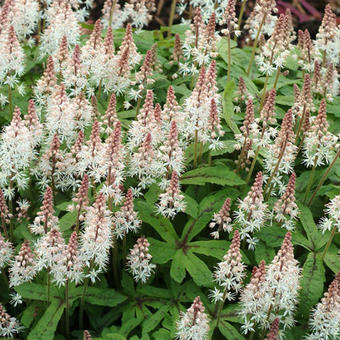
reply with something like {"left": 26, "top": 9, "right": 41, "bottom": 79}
{"left": 0, "top": 0, "right": 339, "bottom": 339}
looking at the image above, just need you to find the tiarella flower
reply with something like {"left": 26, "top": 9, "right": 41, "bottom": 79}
{"left": 176, "top": 296, "right": 210, "bottom": 340}
{"left": 112, "top": 188, "right": 141, "bottom": 239}
{"left": 0, "top": 188, "right": 11, "bottom": 236}
{"left": 103, "top": 93, "right": 118, "bottom": 133}
{"left": 162, "top": 86, "right": 183, "bottom": 128}
{"left": 319, "top": 194, "right": 340, "bottom": 233}
{"left": 315, "top": 4, "right": 339, "bottom": 65}
{"left": 4, "top": 0, "right": 39, "bottom": 40}
{"left": 234, "top": 172, "right": 267, "bottom": 248}
{"left": 180, "top": 10, "right": 218, "bottom": 75}
{"left": 157, "top": 171, "right": 185, "bottom": 218}
{"left": 127, "top": 236, "right": 155, "bottom": 283}
{"left": 30, "top": 186, "right": 58, "bottom": 235}
{"left": 72, "top": 92, "right": 94, "bottom": 131}
{"left": 265, "top": 318, "right": 280, "bottom": 340}
{"left": 255, "top": 233, "right": 301, "bottom": 331}
{"left": 239, "top": 260, "right": 267, "bottom": 334}
{"left": 135, "top": 48, "right": 155, "bottom": 93}
{"left": 0, "top": 303, "right": 23, "bottom": 337}
{"left": 320, "top": 63, "right": 340, "bottom": 102}
{"left": 9, "top": 240, "right": 36, "bottom": 287}
{"left": 297, "top": 29, "right": 315, "bottom": 72}
{"left": 45, "top": 85, "right": 77, "bottom": 143}
{"left": 170, "top": 34, "right": 183, "bottom": 66}
{"left": 158, "top": 120, "right": 184, "bottom": 175}
{"left": 0, "top": 107, "right": 35, "bottom": 191}
{"left": 307, "top": 271, "right": 340, "bottom": 340}
{"left": 209, "top": 197, "right": 232, "bottom": 239}
{"left": 9, "top": 292, "right": 22, "bottom": 307}
{"left": 256, "top": 12, "right": 294, "bottom": 75}
{"left": 220, "top": 0, "right": 239, "bottom": 37}
{"left": 303, "top": 100, "right": 338, "bottom": 168}
{"left": 83, "top": 330, "right": 92, "bottom": 340}
{"left": 35, "top": 227, "right": 66, "bottom": 272}
{"left": 34, "top": 56, "right": 57, "bottom": 101}
{"left": 129, "top": 133, "right": 163, "bottom": 188}
{"left": 103, "top": 121, "right": 125, "bottom": 203}
{"left": 68, "top": 174, "right": 89, "bottom": 228}
{"left": 0, "top": 233, "right": 13, "bottom": 271}
{"left": 80, "top": 194, "right": 112, "bottom": 271}
{"left": 51, "top": 231, "right": 84, "bottom": 286}
{"left": 273, "top": 173, "right": 299, "bottom": 230}
{"left": 211, "top": 230, "right": 245, "bottom": 302}
{"left": 0, "top": 25, "right": 25, "bottom": 86}
{"left": 40, "top": 2, "right": 80, "bottom": 57}
{"left": 78, "top": 120, "right": 107, "bottom": 183}
{"left": 235, "top": 99, "right": 255, "bottom": 171}
{"left": 264, "top": 109, "right": 297, "bottom": 191}
{"left": 244, "top": 0, "right": 278, "bottom": 40}
{"left": 25, "top": 99, "right": 43, "bottom": 147}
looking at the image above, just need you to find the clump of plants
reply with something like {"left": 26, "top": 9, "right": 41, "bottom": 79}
{"left": 0, "top": 0, "right": 339, "bottom": 339}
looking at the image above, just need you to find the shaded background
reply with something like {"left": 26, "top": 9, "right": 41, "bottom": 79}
{"left": 89, "top": 0, "right": 340, "bottom": 37}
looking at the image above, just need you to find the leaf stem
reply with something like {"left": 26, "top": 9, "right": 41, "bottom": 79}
{"left": 237, "top": 0, "right": 247, "bottom": 32}
{"left": 321, "top": 226, "right": 336, "bottom": 261}
{"left": 246, "top": 14, "right": 266, "bottom": 76}
{"left": 65, "top": 279, "right": 70, "bottom": 338}
{"left": 227, "top": 33, "right": 231, "bottom": 82}
{"left": 303, "top": 156, "right": 318, "bottom": 204}
{"left": 168, "top": 0, "right": 177, "bottom": 36}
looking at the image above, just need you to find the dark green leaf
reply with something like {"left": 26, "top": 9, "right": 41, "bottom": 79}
{"left": 170, "top": 250, "right": 186, "bottom": 284}
{"left": 218, "top": 320, "right": 246, "bottom": 340}
{"left": 148, "top": 238, "right": 177, "bottom": 264}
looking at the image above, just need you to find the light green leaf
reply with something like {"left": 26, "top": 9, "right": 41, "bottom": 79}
{"left": 148, "top": 238, "right": 177, "bottom": 264}
{"left": 218, "top": 320, "right": 247, "bottom": 340}
{"left": 222, "top": 80, "right": 240, "bottom": 134}
{"left": 59, "top": 210, "right": 77, "bottom": 232}
{"left": 135, "top": 200, "right": 178, "bottom": 242}
{"left": 185, "top": 251, "right": 213, "bottom": 287}
{"left": 189, "top": 240, "right": 230, "bottom": 259}
{"left": 170, "top": 250, "right": 186, "bottom": 284}
{"left": 255, "top": 241, "right": 275, "bottom": 263}
{"left": 183, "top": 193, "right": 199, "bottom": 218}
{"left": 298, "top": 252, "right": 325, "bottom": 319}
{"left": 180, "top": 166, "right": 244, "bottom": 186}
{"left": 27, "top": 300, "right": 65, "bottom": 340}
{"left": 324, "top": 244, "right": 340, "bottom": 274}
{"left": 142, "top": 304, "right": 170, "bottom": 335}
{"left": 210, "top": 140, "right": 236, "bottom": 156}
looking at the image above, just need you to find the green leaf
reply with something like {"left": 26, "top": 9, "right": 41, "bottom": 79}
{"left": 21, "top": 303, "right": 38, "bottom": 328}
{"left": 28, "top": 300, "right": 65, "bottom": 340}
{"left": 221, "top": 304, "right": 243, "bottom": 323}
{"left": 222, "top": 80, "right": 240, "bottom": 134}
{"left": 144, "top": 184, "right": 162, "bottom": 205}
{"left": 152, "top": 329, "right": 171, "bottom": 340}
{"left": 276, "top": 95, "right": 295, "bottom": 106}
{"left": 185, "top": 251, "right": 213, "bottom": 287}
{"left": 183, "top": 193, "right": 199, "bottom": 218}
{"left": 298, "top": 252, "right": 325, "bottom": 319}
{"left": 59, "top": 210, "right": 77, "bottom": 232}
{"left": 324, "top": 244, "right": 340, "bottom": 274}
{"left": 218, "top": 320, "right": 247, "bottom": 340}
{"left": 292, "top": 231, "right": 313, "bottom": 250}
{"left": 148, "top": 238, "right": 176, "bottom": 264}
{"left": 256, "top": 226, "right": 287, "bottom": 247}
{"left": 70, "top": 287, "right": 127, "bottom": 307}
{"left": 142, "top": 304, "right": 170, "bottom": 335}
{"left": 181, "top": 188, "right": 239, "bottom": 242}
{"left": 210, "top": 140, "right": 236, "bottom": 156}
{"left": 15, "top": 283, "right": 60, "bottom": 301}
{"left": 298, "top": 204, "right": 328, "bottom": 251}
{"left": 255, "top": 241, "right": 275, "bottom": 263}
{"left": 119, "top": 314, "right": 144, "bottom": 337}
{"left": 137, "top": 285, "right": 171, "bottom": 299}
{"left": 135, "top": 200, "right": 178, "bottom": 242}
{"left": 170, "top": 250, "right": 186, "bottom": 283}
{"left": 189, "top": 240, "right": 230, "bottom": 259}
{"left": 180, "top": 166, "right": 244, "bottom": 186}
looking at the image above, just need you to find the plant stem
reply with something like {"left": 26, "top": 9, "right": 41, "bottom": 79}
{"left": 237, "top": 0, "right": 247, "bottom": 32}
{"left": 193, "top": 130, "right": 199, "bottom": 168}
{"left": 308, "top": 148, "right": 340, "bottom": 207}
{"left": 79, "top": 277, "right": 89, "bottom": 329}
{"left": 259, "top": 74, "right": 269, "bottom": 110}
{"left": 168, "top": 0, "right": 177, "bottom": 36}
{"left": 321, "top": 226, "right": 336, "bottom": 260}
{"left": 294, "top": 104, "right": 306, "bottom": 144}
{"left": 264, "top": 144, "right": 286, "bottom": 199}
{"left": 245, "top": 145, "right": 260, "bottom": 184}
{"left": 246, "top": 14, "right": 266, "bottom": 76}
{"left": 111, "top": 238, "right": 120, "bottom": 288}
{"left": 216, "top": 289, "right": 228, "bottom": 327}
{"left": 65, "top": 280, "right": 70, "bottom": 338}
{"left": 273, "top": 67, "right": 281, "bottom": 89}
{"left": 8, "top": 84, "right": 13, "bottom": 118}
{"left": 109, "top": 0, "right": 118, "bottom": 27}
{"left": 227, "top": 33, "right": 231, "bottom": 82}
{"left": 303, "top": 156, "right": 318, "bottom": 204}
{"left": 47, "top": 271, "right": 51, "bottom": 304}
